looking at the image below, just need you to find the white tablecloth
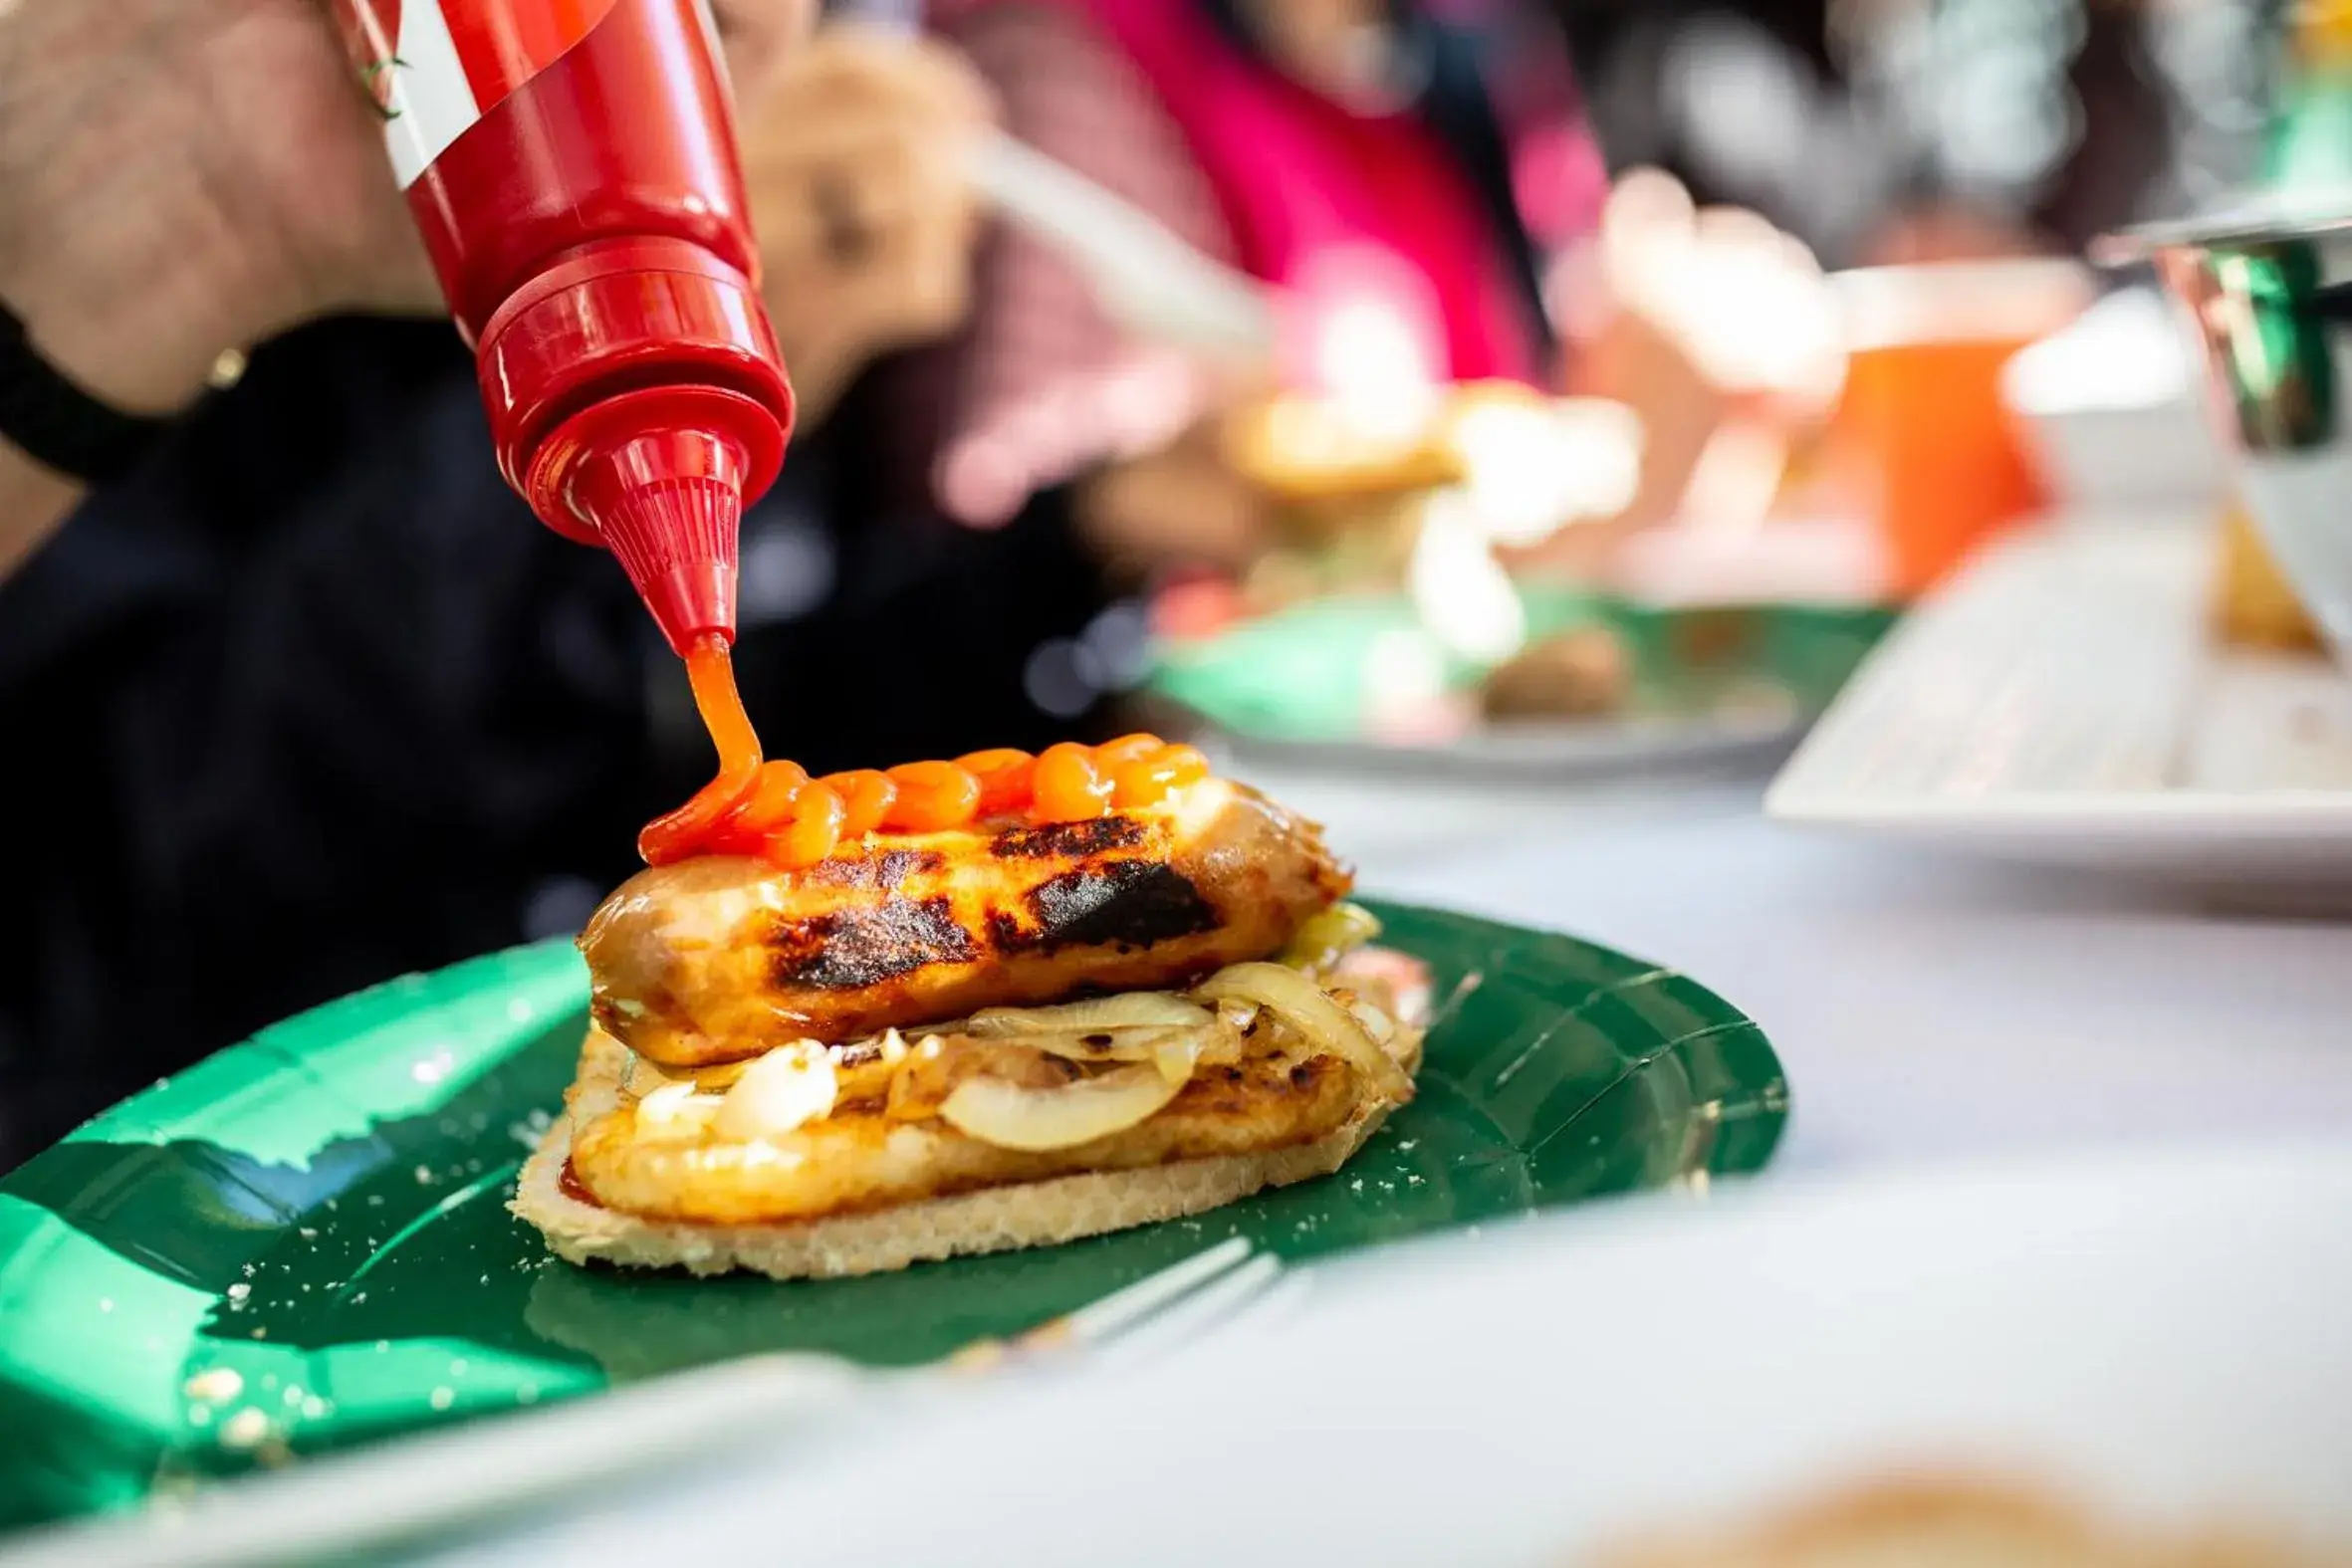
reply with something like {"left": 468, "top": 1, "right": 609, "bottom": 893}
{"left": 1237, "top": 762, "right": 2352, "bottom": 1174}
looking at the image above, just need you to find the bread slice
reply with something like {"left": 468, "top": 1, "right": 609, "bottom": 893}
{"left": 512, "top": 1019, "right": 1420, "bottom": 1281}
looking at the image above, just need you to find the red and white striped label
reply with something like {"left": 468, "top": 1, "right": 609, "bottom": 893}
{"left": 332, "top": 0, "right": 622, "bottom": 188}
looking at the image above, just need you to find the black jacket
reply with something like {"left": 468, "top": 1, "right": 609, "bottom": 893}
{"left": 0, "top": 316, "right": 1110, "bottom": 1169}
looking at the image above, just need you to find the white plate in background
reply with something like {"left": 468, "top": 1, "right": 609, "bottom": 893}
{"left": 2003, "top": 286, "right": 2228, "bottom": 514}
{"left": 1766, "top": 523, "right": 2352, "bottom": 897}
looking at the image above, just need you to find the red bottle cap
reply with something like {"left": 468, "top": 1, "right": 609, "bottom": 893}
{"left": 476, "top": 238, "right": 795, "bottom": 654}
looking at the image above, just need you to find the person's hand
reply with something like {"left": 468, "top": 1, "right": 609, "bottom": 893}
{"left": 0, "top": 0, "right": 815, "bottom": 418}
{"left": 1054, "top": 352, "right": 1288, "bottom": 575}
{"left": 739, "top": 27, "right": 994, "bottom": 423}
{"left": 1591, "top": 170, "right": 1841, "bottom": 415}
{"left": 1076, "top": 408, "right": 1275, "bottom": 575}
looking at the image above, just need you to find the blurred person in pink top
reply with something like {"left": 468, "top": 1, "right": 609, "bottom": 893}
{"left": 915, "top": 0, "right": 1836, "bottom": 576}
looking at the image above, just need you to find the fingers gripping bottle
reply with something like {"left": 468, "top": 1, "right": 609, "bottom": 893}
{"left": 330, "top": 0, "right": 796, "bottom": 654}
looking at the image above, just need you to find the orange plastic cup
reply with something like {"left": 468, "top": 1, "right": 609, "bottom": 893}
{"left": 1831, "top": 260, "right": 2091, "bottom": 598}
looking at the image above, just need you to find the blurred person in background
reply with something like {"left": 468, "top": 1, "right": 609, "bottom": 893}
{"left": 916, "top": 0, "right": 1843, "bottom": 579}
{"left": 1558, "top": 0, "right": 2273, "bottom": 267}
{"left": 0, "top": 5, "right": 1125, "bottom": 1170}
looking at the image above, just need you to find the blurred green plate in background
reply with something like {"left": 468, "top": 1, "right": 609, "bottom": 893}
{"left": 1150, "top": 589, "right": 1893, "bottom": 776}
{"left": 0, "top": 902, "right": 1786, "bottom": 1531}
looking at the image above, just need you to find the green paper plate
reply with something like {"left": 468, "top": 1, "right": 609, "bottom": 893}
{"left": 0, "top": 902, "right": 1787, "bottom": 1531}
{"left": 1150, "top": 589, "right": 1893, "bottom": 772}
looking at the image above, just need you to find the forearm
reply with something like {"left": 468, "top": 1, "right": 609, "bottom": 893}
{"left": 0, "top": 449, "right": 79, "bottom": 581}
{"left": 0, "top": 267, "right": 230, "bottom": 582}
{"left": 0, "top": 0, "right": 371, "bottom": 584}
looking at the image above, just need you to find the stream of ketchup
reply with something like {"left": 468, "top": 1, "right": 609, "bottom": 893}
{"left": 636, "top": 635, "right": 764, "bottom": 865}
{"left": 636, "top": 637, "right": 1212, "bottom": 870}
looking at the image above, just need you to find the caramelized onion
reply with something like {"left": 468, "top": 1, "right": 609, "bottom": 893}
{"left": 1029, "top": 1020, "right": 1242, "bottom": 1075}
{"left": 1152, "top": 1032, "right": 1203, "bottom": 1086}
{"left": 1020, "top": 1030, "right": 1162, "bottom": 1064}
{"left": 1194, "top": 962, "right": 1414, "bottom": 1104}
{"left": 686, "top": 1029, "right": 906, "bottom": 1102}
{"left": 1198, "top": 1015, "right": 1249, "bottom": 1068}
{"left": 965, "top": 995, "right": 1214, "bottom": 1036}
{"left": 714, "top": 1042, "right": 837, "bottom": 1141}
{"left": 831, "top": 1029, "right": 909, "bottom": 1104}
{"left": 683, "top": 1058, "right": 751, "bottom": 1093}
{"left": 633, "top": 1080, "right": 722, "bottom": 1139}
{"left": 887, "top": 1035, "right": 1070, "bottom": 1123}
{"left": 1348, "top": 1000, "right": 1396, "bottom": 1045}
{"left": 1281, "top": 901, "right": 1384, "bottom": 974}
{"left": 939, "top": 1064, "right": 1184, "bottom": 1151}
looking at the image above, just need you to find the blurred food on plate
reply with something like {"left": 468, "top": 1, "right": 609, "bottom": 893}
{"left": 1147, "top": 583, "right": 1883, "bottom": 774}
{"left": 1219, "top": 379, "right": 1643, "bottom": 620}
{"left": 1478, "top": 624, "right": 1634, "bottom": 720}
{"left": 1223, "top": 389, "right": 1466, "bottom": 508}
{"left": 1586, "top": 1473, "right": 2340, "bottom": 1568}
{"left": 2214, "top": 504, "right": 2328, "bottom": 655}
{"left": 927, "top": 0, "right": 1856, "bottom": 599}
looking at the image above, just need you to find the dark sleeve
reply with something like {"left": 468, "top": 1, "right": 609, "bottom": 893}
{"left": 0, "top": 320, "right": 651, "bottom": 1166}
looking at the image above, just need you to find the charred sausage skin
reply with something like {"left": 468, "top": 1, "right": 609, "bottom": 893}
{"left": 581, "top": 780, "right": 1351, "bottom": 1067}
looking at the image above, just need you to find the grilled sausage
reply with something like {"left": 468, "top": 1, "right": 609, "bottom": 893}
{"left": 580, "top": 779, "right": 1352, "bottom": 1066}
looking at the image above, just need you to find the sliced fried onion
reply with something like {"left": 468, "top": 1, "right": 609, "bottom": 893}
{"left": 1280, "top": 901, "right": 1384, "bottom": 974}
{"left": 1019, "top": 1029, "right": 1160, "bottom": 1064}
{"left": 1348, "top": 1000, "right": 1396, "bottom": 1045}
{"left": 1194, "top": 962, "right": 1414, "bottom": 1104}
{"left": 683, "top": 1058, "right": 749, "bottom": 1092}
{"left": 939, "top": 1064, "right": 1183, "bottom": 1151}
{"left": 965, "top": 994, "right": 1214, "bottom": 1036}
{"left": 831, "top": 1029, "right": 909, "bottom": 1104}
{"left": 686, "top": 1029, "right": 906, "bottom": 1102}
{"left": 634, "top": 1079, "right": 723, "bottom": 1140}
{"left": 1198, "top": 1014, "right": 1249, "bottom": 1067}
{"left": 1151, "top": 1031, "right": 1203, "bottom": 1086}
{"left": 624, "top": 1053, "right": 680, "bottom": 1095}
{"left": 887, "top": 1035, "right": 1070, "bottom": 1123}
{"left": 714, "top": 1042, "right": 836, "bottom": 1141}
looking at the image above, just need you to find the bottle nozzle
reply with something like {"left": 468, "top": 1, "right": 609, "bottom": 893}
{"left": 527, "top": 384, "right": 789, "bottom": 657}
{"left": 576, "top": 433, "right": 747, "bottom": 656}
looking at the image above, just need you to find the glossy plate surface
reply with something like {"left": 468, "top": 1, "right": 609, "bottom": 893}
{"left": 1150, "top": 589, "right": 1891, "bottom": 777}
{"left": 0, "top": 902, "right": 1786, "bottom": 1530}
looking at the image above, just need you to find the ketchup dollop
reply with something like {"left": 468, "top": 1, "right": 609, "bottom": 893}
{"left": 638, "top": 638, "right": 1210, "bottom": 869}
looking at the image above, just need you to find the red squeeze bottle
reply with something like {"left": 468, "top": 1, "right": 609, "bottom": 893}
{"left": 328, "top": 0, "right": 795, "bottom": 654}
